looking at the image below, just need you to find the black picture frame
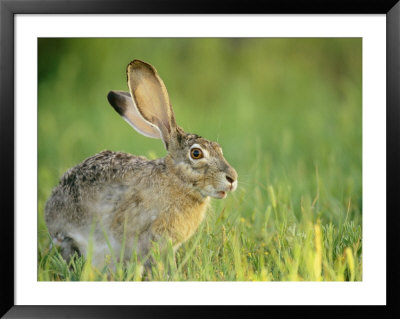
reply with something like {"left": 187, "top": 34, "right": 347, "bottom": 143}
{"left": 1, "top": 0, "right": 399, "bottom": 317}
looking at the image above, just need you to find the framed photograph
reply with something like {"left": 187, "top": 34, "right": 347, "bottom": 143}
{"left": 1, "top": 0, "right": 398, "bottom": 317}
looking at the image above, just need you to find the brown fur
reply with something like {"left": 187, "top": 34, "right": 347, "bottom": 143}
{"left": 44, "top": 59, "right": 238, "bottom": 270}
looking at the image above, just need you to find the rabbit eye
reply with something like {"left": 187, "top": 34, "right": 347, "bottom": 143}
{"left": 190, "top": 148, "right": 203, "bottom": 159}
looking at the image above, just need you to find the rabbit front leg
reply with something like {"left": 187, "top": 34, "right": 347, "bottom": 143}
{"left": 136, "top": 230, "right": 178, "bottom": 279}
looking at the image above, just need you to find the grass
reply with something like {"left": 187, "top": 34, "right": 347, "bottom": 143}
{"left": 38, "top": 38, "right": 362, "bottom": 281}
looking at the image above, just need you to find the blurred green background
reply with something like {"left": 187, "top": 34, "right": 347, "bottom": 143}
{"left": 38, "top": 38, "right": 362, "bottom": 280}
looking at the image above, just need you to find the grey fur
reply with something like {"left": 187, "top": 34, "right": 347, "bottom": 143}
{"left": 45, "top": 59, "right": 238, "bottom": 270}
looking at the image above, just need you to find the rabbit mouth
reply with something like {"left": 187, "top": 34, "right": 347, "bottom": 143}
{"left": 201, "top": 188, "right": 227, "bottom": 199}
{"left": 216, "top": 191, "right": 227, "bottom": 199}
{"left": 213, "top": 186, "right": 235, "bottom": 199}
{"left": 200, "top": 179, "right": 237, "bottom": 199}
{"left": 212, "top": 180, "right": 238, "bottom": 199}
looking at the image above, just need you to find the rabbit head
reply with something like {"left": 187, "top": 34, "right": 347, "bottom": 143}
{"left": 107, "top": 59, "right": 237, "bottom": 200}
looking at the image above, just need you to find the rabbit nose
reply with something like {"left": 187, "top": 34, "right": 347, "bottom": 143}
{"left": 225, "top": 175, "right": 238, "bottom": 192}
{"left": 226, "top": 175, "right": 235, "bottom": 184}
{"left": 223, "top": 164, "right": 238, "bottom": 189}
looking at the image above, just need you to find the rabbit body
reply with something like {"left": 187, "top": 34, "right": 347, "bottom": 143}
{"left": 46, "top": 150, "right": 209, "bottom": 266}
{"left": 45, "top": 60, "right": 237, "bottom": 268}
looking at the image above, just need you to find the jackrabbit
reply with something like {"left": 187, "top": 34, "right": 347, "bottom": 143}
{"left": 45, "top": 59, "right": 238, "bottom": 269}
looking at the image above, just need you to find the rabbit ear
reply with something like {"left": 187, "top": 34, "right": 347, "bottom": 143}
{"left": 126, "top": 59, "right": 177, "bottom": 148}
{"left": 107, "top": 90, "right": 162, "bottom": 139}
